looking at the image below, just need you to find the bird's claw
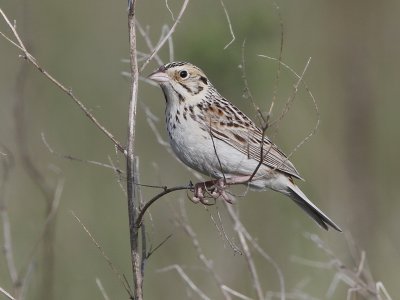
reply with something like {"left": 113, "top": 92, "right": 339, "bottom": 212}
{"left": 192, "top": 179, "right": 235, "bottom": 205}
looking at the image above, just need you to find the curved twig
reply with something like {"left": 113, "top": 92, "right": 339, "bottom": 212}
{"left": 136, "top": 185, "right": 191, "bottom": 227}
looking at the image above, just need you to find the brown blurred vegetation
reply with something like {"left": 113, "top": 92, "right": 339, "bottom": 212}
{"left": 0, "top": 0, "right": 399, "bottom": 299}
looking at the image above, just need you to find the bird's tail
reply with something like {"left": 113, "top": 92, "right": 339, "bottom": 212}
{"left": 286, "top": 183, "right": 342, "bottom": 231}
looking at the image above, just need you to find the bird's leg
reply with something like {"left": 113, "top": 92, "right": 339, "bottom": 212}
{"left": 211, "top": 176, "right": 252, "bottom": 204}
{"left": 192, "top": 176, "right": 251, "bottom": 205}
{"left": 211, "top": 178, "right": 234, "bottom": 204}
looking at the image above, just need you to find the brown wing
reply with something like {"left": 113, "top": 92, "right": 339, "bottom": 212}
{"left": 200, "top": 99, "right": 302, "bottom": 179}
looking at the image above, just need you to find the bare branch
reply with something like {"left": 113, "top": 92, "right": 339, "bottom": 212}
{"left": 231, "top": 208, "right": 264, "bottom": 300}
{"left": 298, "top": 233, "right": 389, "bottom": 299}
{"left": 209, "top": 118, "right": 226, "bottom": 182}
{"left": 71, "top": 211, "right": 133, "bottom": 298}
{"left": 167, "top": 25, "right": 175, "bottom": 61}
{"left": 0, "top": 147, "right": 18, "bottom": 288}
{"left": 221, "top": 286, "right": 254, "bottom": 300}
{"left": 225, "top": 204, "right": 285, "bottom": 300}
{"left": 0, "top": 286, "right": 15, "bottom": 300}
{"left": 205, "top": 206, "right": 242, "bottom": 254}
{"left": 258, "top": 55, "right": 320, "bottom": 160}
{"left": 41, "top": 133, "right": 124, "bottom": 173}
{"left": 0, "top": 9, "right": 125, "bottom": 153}
{"left": 219, "top": 0, "right": 235, "bottom": 49}
{"left": 17, "top": 176, "right": 64, "bottom": 287}
{"left": 271, "top": 2, "right": 284, "bottom": 106}
{"left": 273, "top": 57, "right": 312, "bottom": 134}
{"left": 136, "top": 20, "right": 164, "bottom": 66}
{"left": 157, "top": 265, "right": 211, "bottom": 300}
{"left": 146, "top": 234, "right": 173, "bottom": 259}
{"left": 136, "top": 185, "right": 191, "bottom": 227}
{"left": 177, "top": 199, "right": 232, "bottom": 300}
{"left": 126, "top": 0, "right": 143, "bottom": 297}
{"left": 165, "top": 0, "right": 175, "bottom": 20}
{"left": 139, "top": 0, "right": 190, "bottom": 73}
{"left": 96, "top": 278, "right": 111, "bottom": 300}
{"left": 240, "top": 40, "right": 265, "bottom": 125}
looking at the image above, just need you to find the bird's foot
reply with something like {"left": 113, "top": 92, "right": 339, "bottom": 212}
{"left": 191, "top": 178, "right": 235, "bottom": 205}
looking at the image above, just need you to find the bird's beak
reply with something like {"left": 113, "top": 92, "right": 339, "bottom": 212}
{"left": 147, "top": 69, "right": 169, "bottom": 83}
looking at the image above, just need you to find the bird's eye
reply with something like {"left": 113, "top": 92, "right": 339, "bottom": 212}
{"left": 179, "top": 70, "right": 188, "bottom": 79}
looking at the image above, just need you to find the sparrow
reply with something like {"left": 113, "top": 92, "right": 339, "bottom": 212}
{"left": 148, "top": 61, "right": 341, "bottom": 231}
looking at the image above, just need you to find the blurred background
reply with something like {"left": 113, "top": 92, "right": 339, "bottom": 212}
{"left": 0, "top": 0, "right": 399, "bottom": 299}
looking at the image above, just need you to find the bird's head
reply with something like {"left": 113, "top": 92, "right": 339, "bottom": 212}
{"left": 148, "top": 62, "right": 210, "bottom": 104}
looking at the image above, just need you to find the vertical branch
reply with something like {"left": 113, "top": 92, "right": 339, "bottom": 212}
{"left": 127, "top": 1, "right": 142, "bottom": 299}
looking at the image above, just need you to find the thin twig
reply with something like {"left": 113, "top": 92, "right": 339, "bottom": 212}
{"left": 177, "top": 199, "right": 232, "bottom": 300}
{"left": 221, "top": 285, "right": 254, "bottom": 300}
{"left": 232, "top": 209, "right": 264, "bottom": 300}
{"left": 0, "top": 287, "right": 15, "bottom": 300}
{"left": 41, "top": 133, "right": 124, "bottom": 173}
{"left": 139, "top": 0, "right": 190, "bottom": 73}
{"left": 240, "top": 40, "right": 265, "bottom": 125}
{"left": 136, "top": 20, "right": 164, "bottom": 66}
{"left": 71, "top": 211, "right": 133, "bottom": 298}
{"left": 165, "top": 0, "right": 175, "bottom": 20}
{"left": 258, "top": 55, "right": 320, "bottom": 161}
{"left": 274, "top": 57, "right": 312, "bottom": 133}
{"left": 16, "top": 177, "right": 62, "bottom": 277}
{"left": 209, "top": 118, "right": 226, "bottom": 182}
{"left": 205, "top": 206, "right": 242, "bottom": 254}
{"left": 225, "top": 204, "right": 286, "bottom": 300}
{"left": 0, "top": 147, "right": 19, "bottom": 288}
{"left": 240, "top": 43, "right": 275, "bottom": 183}
{"left": 0, "top": 9, "right": 125, "bottom": 153}
{"left": 219, "top": 0, "right": 235, "bottom": 49}
{"left": 157, "top": 265, "right": 211, "bottom": 300}
{"left": 167, "top": 25, "right": 175, "bottom": 61}
{"left": 96, "top": 278, "right": 111, "bottom": 300}
{"left": 271, "top": 2, "right": 284, "bottom": 106}
{"left": 136, "top": 185, "right": 191, "bottom": 227}
{"left": 146, "top": 234, "right": 173, "bottom": 259}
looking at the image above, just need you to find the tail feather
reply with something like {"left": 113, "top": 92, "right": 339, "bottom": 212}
{"left": 287, "top": 184, "right": 342, "bottom": 232}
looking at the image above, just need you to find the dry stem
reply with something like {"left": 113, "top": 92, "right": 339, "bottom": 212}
{"left": 0, "top": 9, "right": 124, "bottom": 153}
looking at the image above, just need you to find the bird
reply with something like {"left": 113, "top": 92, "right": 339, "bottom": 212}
{"left": 148, "top": 61, "right": 342, "bottom": 231}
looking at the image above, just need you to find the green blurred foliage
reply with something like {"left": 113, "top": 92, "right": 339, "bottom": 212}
{"left": 0, "top": 0, "right": 399, "bottom": 299}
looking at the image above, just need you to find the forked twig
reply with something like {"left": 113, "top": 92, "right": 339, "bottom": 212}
{"left": 258, "top": 55, "right": 320, "bottom": 161}
{"left": 139, "top": 0, "right": 190, "bottom": 73}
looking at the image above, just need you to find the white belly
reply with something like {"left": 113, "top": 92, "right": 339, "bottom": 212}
{"left": 167, "top": 116, "right": 271, "bottom": 181}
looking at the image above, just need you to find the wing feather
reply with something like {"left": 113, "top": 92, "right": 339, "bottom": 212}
{"left": 201, "top": 100, "right": 302, "bottom": 179}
